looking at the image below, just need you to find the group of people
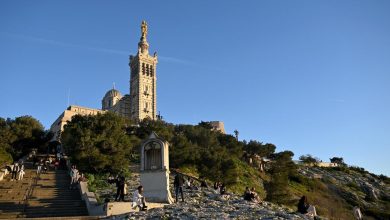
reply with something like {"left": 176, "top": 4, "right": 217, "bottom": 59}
{"left": 106, "top": 174, "right": 147, "bottom": 211}
{"left": 34, "top": 156, "right": 62, "bottom": 175}
{"left": 173, "top": 173, "right": 209, "bottom": 203}
{"left": 10, "top": 161, "right": 25, "bottom": 181}
{"left": 243, "top": 187, "right": 261, "bottom": 203}
{"left": 115, "top": 176, "right": 127, "bottom": 202}
{"left": 213, "top": 181, "right": 227, "bottom": 195}
{"left": 298, "top": 196, "right": 364, "bottom": 219}
{"left": 69, "top": 164, "right": 79, "bottom": 189}
{"left": 297, "top": 196, "right": 318, "bottom": 217}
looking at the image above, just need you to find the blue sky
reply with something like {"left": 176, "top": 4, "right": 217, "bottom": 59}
{"left": 1, "top": 1, "right": 389, "bottom": 175}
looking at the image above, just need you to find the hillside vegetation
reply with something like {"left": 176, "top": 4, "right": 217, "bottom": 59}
{"left": 0, "top": 116, "right": 52, "bottom": 165}
{"left": 57, "top": 112, "right": 390, "bottom": 219}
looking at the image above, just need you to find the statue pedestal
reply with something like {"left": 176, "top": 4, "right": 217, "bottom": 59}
{"left": 140, "top": 170, "right": 173, "bottom": 203}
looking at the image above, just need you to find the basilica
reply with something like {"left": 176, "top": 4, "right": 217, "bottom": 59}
{"left": 50, "top": 21, "right": 158, "bottom": 141}
{"left": 50, "top": 21, "right": 225, "bottom": 141}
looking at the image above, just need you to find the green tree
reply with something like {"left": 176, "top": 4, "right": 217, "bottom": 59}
{"left": 0, "top": 116, "right": 50, "bottom": 162}
{"left": 244, "top": 140, "right": 276, "bottom": 158}
{"left": 299, "top": 154, "right": 320, "bottom": 165}
{"left": 266, "top": 151, "right": 297, "bottom": 203}
{"left": 8, "top": 116, "right": 46, "bottom": 158}
{"left": 330, "top": 157, "right": 346, "bottom": 166}
{"left": 61, "top": 112, "right": 133, "bottom": 173}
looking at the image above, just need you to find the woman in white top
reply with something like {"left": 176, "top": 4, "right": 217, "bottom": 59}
{"left": 132, "top": 185, "right": 147, "bottom": 211}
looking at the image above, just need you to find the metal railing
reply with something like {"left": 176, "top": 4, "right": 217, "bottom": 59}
{"left": 21, "top": 169, "right": 39, "bottom": 217}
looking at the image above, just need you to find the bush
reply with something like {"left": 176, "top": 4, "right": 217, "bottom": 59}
{"left": 0, "top": 148, "right": 12, "bottom": 165}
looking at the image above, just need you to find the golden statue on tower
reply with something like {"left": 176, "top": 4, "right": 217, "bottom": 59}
{"left": 141, "top": 20, "right": 148, "bottom": 38}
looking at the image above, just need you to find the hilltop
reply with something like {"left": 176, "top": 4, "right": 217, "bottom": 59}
{"left": 289, "top": 165, "right": 390, "bottom": 219}
{"left": 2, "top": 114, "right": 389, "bottom": 219}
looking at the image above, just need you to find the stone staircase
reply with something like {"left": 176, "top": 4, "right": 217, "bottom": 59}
{"left": 0, "top": 163, "right": 34, "bottom": 218}
{"left": 0, "top": 164, "right": 91, "bottom": 219}
{"left": 24, "top": 169, "right": 88, "bottom": 218}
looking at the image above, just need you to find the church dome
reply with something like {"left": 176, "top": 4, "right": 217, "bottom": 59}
{"left": 104, "top": 89, "right": 122, "bottom": 98}
{"left": 102, "top": 88, "right": 123, "bottom": 110}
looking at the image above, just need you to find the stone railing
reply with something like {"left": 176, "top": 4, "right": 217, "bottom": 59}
{"left": 79, "top": 181, "right": 105, "bottom": 216}
{"left": 65, "top": 159, "right": 104, "bottom": 216}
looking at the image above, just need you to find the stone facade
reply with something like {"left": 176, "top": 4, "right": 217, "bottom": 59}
{"left": 129, "top": 21, "right": 158, "bottom": 121}
{"left": 102, "top": 89, "right": 131, "bottom": 119}
{"left": 50, "top": 105, "right": 105, "bottom": 141}
{"left": 100, "top": 20, "right": 158, "bottom": 121}
{"left": 210, "top": 121, "right": 226, "bottom": 134}
{"left": 50, "top": 21, "right": 158, "bottom": 141}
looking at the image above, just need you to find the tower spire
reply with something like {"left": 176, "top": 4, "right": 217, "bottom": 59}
{"left": 138, "top": 20, "right": 149, "bottom": 54}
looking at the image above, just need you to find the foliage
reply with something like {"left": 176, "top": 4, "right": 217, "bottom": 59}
{"left": 85, "top": 173, "right": 110, "bottom": 192}
{"left": 379, "top": 174, "right": 390, "bottom": 184}
{"left": 299, "top": 154, "right": 320, "bottom": 165}
{"left": 61, "top": 112, "right": 134, "bottom": 174}
{"left": 243, "top": 140, "right": 275, "bottom": 158}
{"left": 330, "top": 156, "right": 346, "bottom": 166}
{"left": 0, "top": 116, "right": 50, "bottom": 161}
{"left": 265, "top": 151, "right": 297, "bottom": 203}
{"left": 124, "top": 119, "right": 252, "bottom": 193}
{"left": 0, "top": 147, "right": 13, "bottom": 166}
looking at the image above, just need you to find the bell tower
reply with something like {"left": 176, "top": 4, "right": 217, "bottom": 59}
{"left": 129, "top": 21, "right": 158, "bottom": 121}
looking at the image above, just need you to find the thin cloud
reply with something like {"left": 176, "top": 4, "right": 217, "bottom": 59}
{"left": 1, "top": 32, "right": 192, "bottom": 64}
{"left": 158, "top": 55, "right": 193, "bottom": 65}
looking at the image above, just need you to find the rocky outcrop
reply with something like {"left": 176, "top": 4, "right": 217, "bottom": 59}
{"left": 108, "top": 187, "right": 311, "bottom": 220}
{"left": 298, "top": 166, "right": 390, "bottom": 219}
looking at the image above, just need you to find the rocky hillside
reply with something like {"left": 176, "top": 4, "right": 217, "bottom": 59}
{"left": 110, "top": 187, "right": 311, "bottom": 220}
{"left": 290, "top": 166, "right": 390, "bottom": 220}
{"left": 93, "top": 164, "right": 389, "bottom": 219}
{"left": 96, "top": 165, "right": 314, "bottom": 219}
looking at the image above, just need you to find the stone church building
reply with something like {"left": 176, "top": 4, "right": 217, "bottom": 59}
{"left": 50, "top": 21, "right": 225, "bottom": 141}
{"left": 50, "top": 21, "right": 158, "bottom": 140}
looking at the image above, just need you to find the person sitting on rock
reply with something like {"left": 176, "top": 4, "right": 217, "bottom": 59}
{"left": 249, "top": 187, "right": 260, "bottom": 203}
{"left": 220, "top": 183, "right": 227, "bottom": 195}
{"left": 213, "top": 181, "right": 219, "bottom": 190}
{"left": 243, "top": 187, "right": 251, "bottom": 201}
{"left": 185, "top": 177, "right": 192, "bottom": 189}
{"left": 298, "top": 196, "right": 317, "bottom": 217}
{"left": 132, "top": 185, "right": 147, "bottom": 211}
{"left": 200, "top": 179, "right": 208, "bottom": 188}
{"left": 213, "top": 181, "right": 220, "bottom": 193}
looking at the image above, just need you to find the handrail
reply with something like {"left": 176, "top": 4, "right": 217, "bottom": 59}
{"left": 21, "top": 169, "right": 38, "bottom": 217}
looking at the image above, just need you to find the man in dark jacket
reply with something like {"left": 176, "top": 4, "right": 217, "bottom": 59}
{"left": 173, "top": 173, "right": 184, "bottom": 202}
{"left": 11, "top": 162, "right": 19, "bottom": 181}
{"left": 115, "top": 176, "right": 125, "bottom": 201}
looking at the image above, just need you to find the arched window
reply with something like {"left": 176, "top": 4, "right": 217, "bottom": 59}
{"left": 144, "top": 141, "right": 162, "bottom": 170}
{"left": 147, "top": 64, "right": 150, "bottom": 76}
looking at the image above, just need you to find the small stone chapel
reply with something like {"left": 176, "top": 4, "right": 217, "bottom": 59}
{"left": 140, "top": 132, "right": 174, "bottom": 204}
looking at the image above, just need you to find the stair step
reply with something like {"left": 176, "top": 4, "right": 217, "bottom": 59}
{"left": 0, "top": 167, "right": 88, "bottom": 218}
